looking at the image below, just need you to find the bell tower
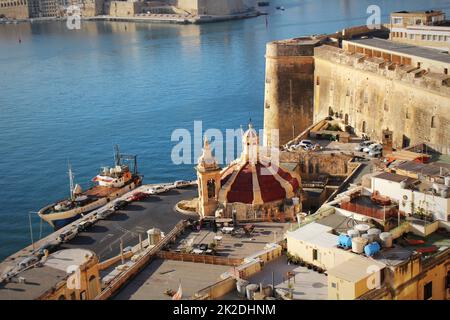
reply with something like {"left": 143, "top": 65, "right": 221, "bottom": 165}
{"left": 196, "top": 137, "right": 221, "bottom": 218}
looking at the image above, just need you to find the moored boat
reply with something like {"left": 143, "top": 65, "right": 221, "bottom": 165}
{"left": 38, "top": 146, "right": 142, "bottom": 229}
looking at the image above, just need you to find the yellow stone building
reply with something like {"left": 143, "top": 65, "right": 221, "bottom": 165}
{"left": 264, "top": 35, "right": 450, "bottom": 154}
{"left": 0, "top": 0, "right": 29, "bottom": 19}
{"left": 389, "top": 10, "right": 450, "bottom": 52}
{"left": 0, "top": 248, "right": 101, "bottom": 300}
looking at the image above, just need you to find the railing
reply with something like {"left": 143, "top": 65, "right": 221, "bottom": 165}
{"left": 95, "top": 220, "right": 188, "bottom": 300}
{"left": 157, "top": 251, "right": 243, "bottom": 266}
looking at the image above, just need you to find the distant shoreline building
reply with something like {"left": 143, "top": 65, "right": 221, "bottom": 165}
{"left": 389, "top": 10, "right": 450, "bottom": 52}
{"left": 0, "top": 0, "right": 256, "bottom": 20}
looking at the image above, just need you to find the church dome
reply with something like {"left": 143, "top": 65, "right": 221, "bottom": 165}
{"left": 219, "top": 161, "right": 299, "bottom": 205}
{"left": 218, "top": 123, "right": 300, "bottom": 205}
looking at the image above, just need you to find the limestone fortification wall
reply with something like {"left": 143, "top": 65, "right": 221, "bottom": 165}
{"left": 176, "top": 0, "right": 247, "bottom": 16}
{"left": 0, "top": 0, "right": 29, "bottom": 19}
{"left": 314, "top": 45, "right": 450, "bottom": 154}
{"left": 107, "top": 1, "right": 139, "bottom": 17}
{"left": 263, "top": 38, "right": 321, "bottom": 147}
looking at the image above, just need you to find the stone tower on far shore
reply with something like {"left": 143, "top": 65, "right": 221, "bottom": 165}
{"left": 263, "top": 37, "right": 321, "bottom": 147}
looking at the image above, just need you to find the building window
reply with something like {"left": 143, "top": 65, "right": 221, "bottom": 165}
{"left": 431, "top": 116, "right": 436, "bottom": 128}
{"left": 313, "top": 249, "right": 318, "bottom": 260}
{"left": 331, "top": 282, "right": 337, "bottom": 288}
{"left": 58, "top": 295, "right": 66, "bottom": 300}
{"left": 70, "top": 292, "right": 76, "bottom": 300}
{"left": 424, "top": 281, "right": 432, "bottom": 300}
{"left": 80, "top": 291, "right": 86, "bottom": 300}
{"left": 316, "top": 76, "right": 320, "bottom": 86}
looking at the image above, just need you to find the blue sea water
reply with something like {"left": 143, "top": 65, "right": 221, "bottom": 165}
{"left": 1, "top": 0, "right": 449, "bottom": 259}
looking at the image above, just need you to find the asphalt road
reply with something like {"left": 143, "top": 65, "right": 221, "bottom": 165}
{"left": 60, "top": 186, "right": 198, "bottom": 261}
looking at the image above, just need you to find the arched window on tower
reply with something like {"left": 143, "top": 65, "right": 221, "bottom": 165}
{"left": 431, "top": 116, "right": 437, "bottom": 128}
{"left": 207, "top": 179, "right": 216, "bottom": 198}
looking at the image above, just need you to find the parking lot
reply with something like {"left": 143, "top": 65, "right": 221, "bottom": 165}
{"left": 60, "top": 186, "right": 198, "bottom": 261}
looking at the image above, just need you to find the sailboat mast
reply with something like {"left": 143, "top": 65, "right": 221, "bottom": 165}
{"left": 114, "top": 144, "right": 121, "bottom": 167}
{"left": 68, "top": 162, "right": 75, "bottom": 200}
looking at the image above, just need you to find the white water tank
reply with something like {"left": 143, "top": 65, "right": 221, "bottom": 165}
{"left": 355, "top": 224, "right": 370, "bottom": 234}
{"left": 236, "top": 279, "right": 249, "bottom": 297}
{"left": 379, "top": 232, "right": 393, "bottom": 248}
{"left": 347, "top": 229, "right": 359, "bottom": 238}
{"left": 246, "top": 284, "right": 259, "bottom": 300}
{"left": 445, "top": 176, "right": 450, "bottom": 187}
{"left": 367, "top": 228, "right": 381, "bottom": 242}
{"left": 352, "top": 237, "right": 368, "bottom": 254}
{"left": 361, "top": 233, "right": 370, "bottom": 241}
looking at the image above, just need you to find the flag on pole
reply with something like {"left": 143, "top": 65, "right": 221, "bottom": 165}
{"left": 172, "top": 283, "right": 183, "bottom": 300}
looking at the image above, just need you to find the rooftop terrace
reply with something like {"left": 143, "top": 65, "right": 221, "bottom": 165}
{"left": 347, "top": 38, "right": 450, "bottom": 64}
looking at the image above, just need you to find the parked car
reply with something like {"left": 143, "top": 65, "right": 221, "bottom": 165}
{"left": 17, "top": 256, "right": 39, "bottom": 269}
{"left": 57, "top": 228, "right": 78, "bottom": 243}
{"left": 174, "top": 180, "right": 190, "bottom": 188}
{"left": 297, "top": 140, "right": 313, "bottom": 149}
{"left": 363, "top": 143, "right": 382, "bottom": 153}
{"left": 34, "top": 242, "right": 59, "bottom": 258}
{"left": 77, "top": 220, "right": 93, "bottom": 232}
{"left": 368, "top": 146, "right": 383, "bottom": 157}
{"left": 354, "top": 141, "right": 373, "bottom": 152}
{"left": 122, "top": 246, "right": 133, "bottom": 253}
{"left": 114, "top": 200, "right": 130, "bottom": 211}
{"left": 147, "top": 185, "right": 169, "bottom": 195}
{"left": 129, "top": 192, "right": 149, "bottom": 202}
{"left": 97, "top": 209, "right": 114, "bottom": 220}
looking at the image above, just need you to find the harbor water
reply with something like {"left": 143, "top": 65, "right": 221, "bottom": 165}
{"left": 0, "top": 0, "right": 449, "bottom": 259}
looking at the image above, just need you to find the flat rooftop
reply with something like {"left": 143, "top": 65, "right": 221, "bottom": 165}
{"left": 394, "top": 160, "right": 450, "bottom": 177}
{"left": 328, "top": 255, "right": 385, "bottom": 283}
{"left": 287, "top": 222, "right": 338, "bottom": 248}
{"left": 0, "top": 248, "right": 94, "bottom": 300}
{"left": 0, "top": 265, "right": 66, "bottom": 300}
{"left": 223, "top": 256, "right": 328, "bottom": 300}
{"left": 113, "top": 259, "right": 230, "bottom": 300}
{"left": 171, "top": 222, "right": 289, "bottom": 259}
{"left": 347, "top": 38, "right": 450, "bottom": 64}
{"left": 315, "top": 211, "right": 373, "bottom": 234}
{"left": 373, "top": 171, "right": 416, "bottom": 183}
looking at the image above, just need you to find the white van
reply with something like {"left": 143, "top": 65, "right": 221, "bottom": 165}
{"left": 57, "top": 228, "right": 77, "bottom": 243}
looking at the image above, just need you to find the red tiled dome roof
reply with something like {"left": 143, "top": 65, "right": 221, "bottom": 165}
{"left": 219, "top": 161, "right": 300, "bottom": 205}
